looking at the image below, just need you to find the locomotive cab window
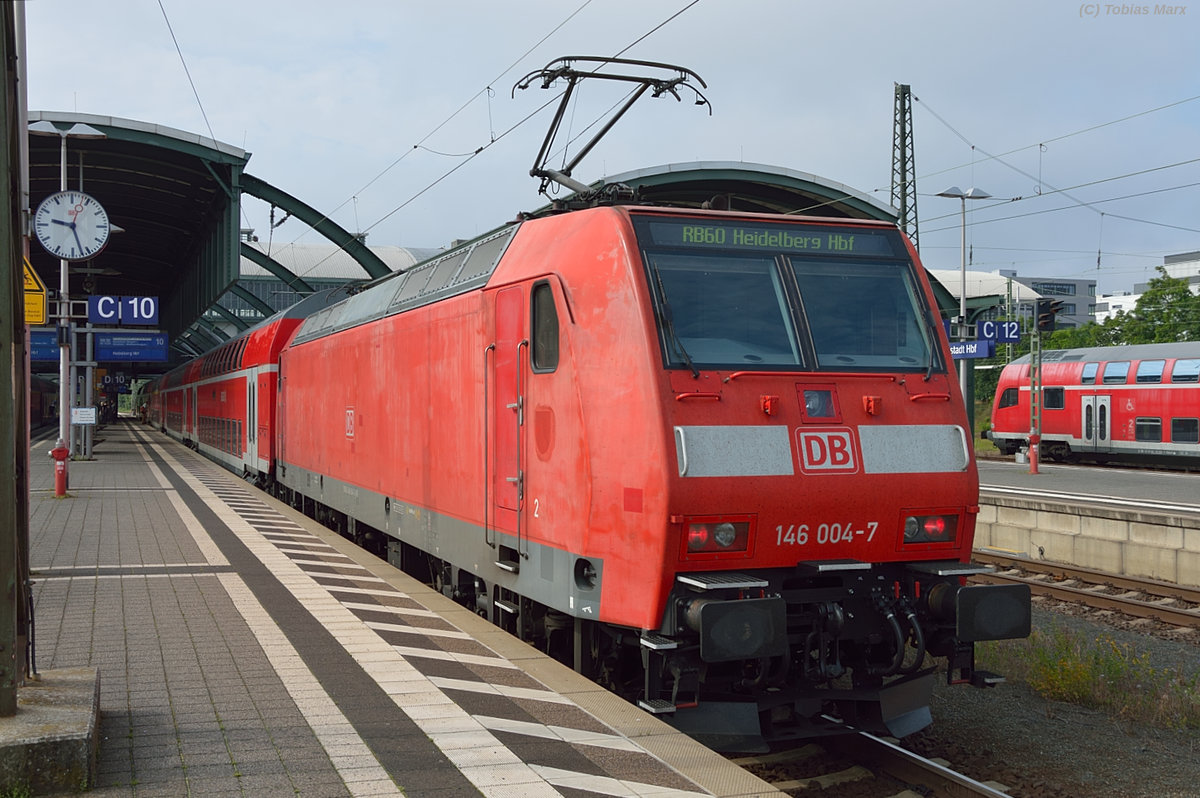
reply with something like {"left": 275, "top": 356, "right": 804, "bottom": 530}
{"left": 634, "top": 215, "right": 940, "bottom": 374}
{"left": 531, "top": 281, "right": 559, "bottom": 372}
{"left": 997, "top": 387, "right": 1018, "bottom": 409}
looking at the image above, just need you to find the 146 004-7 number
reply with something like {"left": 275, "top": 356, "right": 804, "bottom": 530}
{"left": 776, "top": 521, "right": 878, "bottom": 546}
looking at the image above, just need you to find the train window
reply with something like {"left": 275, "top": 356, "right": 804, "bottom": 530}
{"left": 1043, "top": 387, "right": 1065, "bottom": 410}
{"left": 1081, "top": 362, "right": 1098, "bottom": 385}
{"left": 1172, "top": 418, "right": 1199, "bottom": 443}
{"left": 1135, "top": 360, "right": 1165, "bottom": 383}
{"left": 1171, "top": 359, "right": 1200, "bottom": 383}
{"left": 998, "top": 388, "right": 1018, "bottom": 409}
{"left": 634, "top": 216, "right": 935, "bottom": 373}
{"left": 1135, "top": 417, "right": 1161, "bottom": 443}
{"left": 1102, "top": 361, "right": 1130, "bottom": 384}
{"left": 792, "top": 261, "right": 935, "bottom": 370}
{"left": 531, "top": 282, "right": 559, "bottom": 372}
{"left": 644, "top": 252, "right": 803, "bottom": 368}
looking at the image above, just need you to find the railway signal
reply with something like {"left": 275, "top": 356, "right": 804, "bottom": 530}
{"left": 1035, "top": 298, "right": 1064, "bottom": 332}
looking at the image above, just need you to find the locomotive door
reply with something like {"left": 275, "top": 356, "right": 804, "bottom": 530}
{"left": 491, "top": 286, "right": 527, "bottom": 559}
{"left": 1079, "top": 395, "right": 1110, "bottom": 452}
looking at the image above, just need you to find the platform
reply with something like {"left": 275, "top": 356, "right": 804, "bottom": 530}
{"left": 18, "top": 420, "right": 783, "bottom": 797}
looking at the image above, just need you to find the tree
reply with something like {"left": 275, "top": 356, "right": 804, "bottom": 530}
{"left": 974, "top": 267, "right": 1200, "bottom": 415}
{"left": 1106, "top": 266, "right": 1200, "bottom": 344}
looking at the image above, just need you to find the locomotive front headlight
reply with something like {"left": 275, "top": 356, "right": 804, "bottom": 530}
{"left": 904, "top": 516, "right": 919, "bottom": 541}
{"left": 713, "top": 522, "right": 738, "bottom": 548}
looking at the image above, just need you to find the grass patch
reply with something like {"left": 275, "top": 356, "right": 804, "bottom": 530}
{"left": 973, "top": 399, "right": 1000, "bottom": 456}
{"left": 978, "top": 621, "right": 1200, "bottom": 730}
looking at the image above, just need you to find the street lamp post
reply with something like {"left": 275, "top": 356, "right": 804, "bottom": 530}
{"left": 28, "top": 121, "right": 107, "bottom": 469}
{"left": 936, "top": 185, "right": 991, "bottom": 405}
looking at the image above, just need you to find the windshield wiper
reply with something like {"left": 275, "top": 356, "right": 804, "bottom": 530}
{"left": 650, "top": 264, "right": 700, "bottom": 378}
{"left": 922, "top": 314, "right": 943, "bottom": 382}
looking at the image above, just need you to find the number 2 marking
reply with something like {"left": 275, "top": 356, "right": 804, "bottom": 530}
{"left": 533, "top": 498, "right": 540, "bottom": 518}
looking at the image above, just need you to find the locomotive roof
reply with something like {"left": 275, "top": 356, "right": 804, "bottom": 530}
{"left": 594, "top": 161, "right": 897, "bottom": 220}
{"left": 1012, "top": 340, "right": 1200, "bottom": 365}
{"left": 240, "top": 241, "right": 443, "bottom": 281}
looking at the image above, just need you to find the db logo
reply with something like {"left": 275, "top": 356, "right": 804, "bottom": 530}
{"left": 796, "top": 429, "right": 858, "bottom": 473}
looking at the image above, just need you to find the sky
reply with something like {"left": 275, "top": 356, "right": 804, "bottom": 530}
{"left": 21, "top": 0, "right": 1200, "bottom": 297}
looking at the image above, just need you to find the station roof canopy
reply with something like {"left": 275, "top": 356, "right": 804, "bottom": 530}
{"left": 26, "top": 111, "right": 393, "bottom": 366}
{"left": 926, "top": 269, "right": 1044, "bottom": 320}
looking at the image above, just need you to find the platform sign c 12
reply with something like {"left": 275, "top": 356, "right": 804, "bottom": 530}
{"left": 977, "top": 320, "right": 1020, "bottom": 344}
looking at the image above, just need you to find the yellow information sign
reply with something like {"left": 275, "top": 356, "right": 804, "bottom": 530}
{"left": 23, "top": 257, "right": 47, "bottom": 325}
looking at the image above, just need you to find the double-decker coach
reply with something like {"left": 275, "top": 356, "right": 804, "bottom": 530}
{"left": 145, "top": 287, "right": 353, "bottom": 481}
{"left": 987, "top": 341, "right": 1200, "bottom": 464}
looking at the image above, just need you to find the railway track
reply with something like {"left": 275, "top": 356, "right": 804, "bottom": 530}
{"left": 971, "top": 551, "right": 1200, "bottom": 630}
{"left": 731, "top": 729, "right": 1013, "bottom": 797}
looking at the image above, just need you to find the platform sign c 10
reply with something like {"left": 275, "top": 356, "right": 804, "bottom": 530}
{"left": 87, "top": 295, "right": 159, "bottom": 326}
{"left": 977, "top": 320, "right": 1021, "bottom": 344}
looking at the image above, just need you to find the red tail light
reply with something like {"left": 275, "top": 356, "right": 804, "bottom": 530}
{"left": 679, "top": 516, "right": 754, "bottom": 560}
{"left": 902, "top": 512, "right": 958, "bottom": 545}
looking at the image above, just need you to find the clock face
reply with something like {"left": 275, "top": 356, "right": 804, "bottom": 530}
{"left": 33, "top": 190, "right": 111, "bottom": 261}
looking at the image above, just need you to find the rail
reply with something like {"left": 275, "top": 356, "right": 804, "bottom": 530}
{"left": 972, "top": 551, "right": 1200, "bottom": 629}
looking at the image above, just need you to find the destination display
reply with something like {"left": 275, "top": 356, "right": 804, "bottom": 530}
{"left": 30, "top": 328, "right": 57, "bottom": 360}
{"left": 96, "top": 332, "right": 169, "bottom": 362}
{"left": 640, "top": 217, "right": 901, "bottom": 257}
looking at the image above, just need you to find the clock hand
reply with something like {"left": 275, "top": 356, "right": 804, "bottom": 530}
{"left": 72, "top": 226, "right": 84, "bottom": 253}
{"left": 51, "top": 218, "right": 74, "bottom": 227}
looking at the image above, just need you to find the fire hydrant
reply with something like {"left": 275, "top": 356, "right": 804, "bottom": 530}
{"left": 50, "top": 442, "right": 70, "bottom": 497}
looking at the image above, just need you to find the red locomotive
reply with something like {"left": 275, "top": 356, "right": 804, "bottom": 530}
{"left": 145, "top": 202, "right": 1030, "bottom": 747}
{"left": 987, "top": 341, "right": 1200, "bottom": 465}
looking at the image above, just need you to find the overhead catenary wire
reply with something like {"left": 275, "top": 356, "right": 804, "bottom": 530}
{"left": 917, "top": 93, "right": 1200, "bottom": 186}
{"left": 293, "top": 1, "right": 703, "bottom": 280}
{"left": 921, "top": 181, "right": 1200, "bottom": 236}
{"left": 157, "top": 0, "right": 215, "bottom": 145}
{"left": 272, "top": 0, "right": 600, "bottom": 273}
{"left": 918, "top": 157, "right": 1200, "bottom": 225}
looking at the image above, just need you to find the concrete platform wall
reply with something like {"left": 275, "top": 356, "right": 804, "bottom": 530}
{"left": 974, "top": 498, "right": 1200, "bottom": 588}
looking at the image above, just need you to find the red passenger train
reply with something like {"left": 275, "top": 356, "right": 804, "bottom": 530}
{"left": 144, "top": 201, "right": 1030, "bottom": 746}
{"left": 29, "top": 373, "right": 57, "bottom": 430}
{"left": 987, "top": 341, "right": 1200, "bottom": 465}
